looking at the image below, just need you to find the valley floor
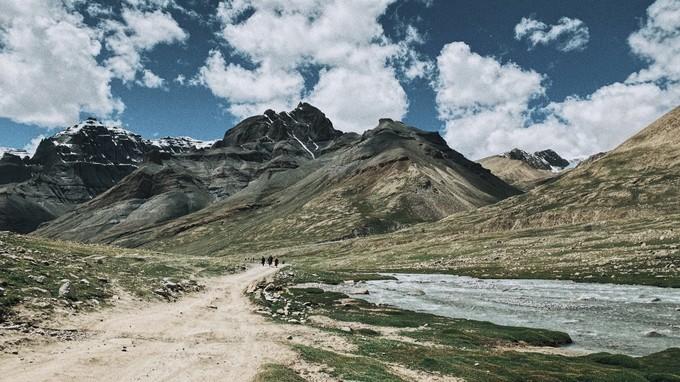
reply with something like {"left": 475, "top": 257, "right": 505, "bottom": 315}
{"left": 0, "top": 266, "right": 300, "bottom": 382}
{"left": 1, "top": 262, "right": 679, "bottom": 382}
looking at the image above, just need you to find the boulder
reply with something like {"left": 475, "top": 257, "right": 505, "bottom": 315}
{"left": 351, "top": 288, "right": 370, "bottom": 295}
{"left": 58, "top": 280, "right": 72, "bottom": 297}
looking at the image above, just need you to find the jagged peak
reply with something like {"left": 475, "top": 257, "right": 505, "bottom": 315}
{"left": 222, "top": 103, "right": 342, "bottom": 151}
{"left": 504, "top": 148, "right": 569, "bottom": 172}
{"left": 55, "top": 118, "right": 140, "bottom": 140}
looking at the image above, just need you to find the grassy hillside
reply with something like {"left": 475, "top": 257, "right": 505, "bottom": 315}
{"left": 0, "top": 232, "right": 240, "bottom": 322}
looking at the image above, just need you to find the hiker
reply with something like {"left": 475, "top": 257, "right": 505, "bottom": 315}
{"left": 267, "top": 255, "right": 273, "bottom": 267}
{"left": 261, "top": 257, "right": 266, "bottom": 266}
{"left": 274, "top": 258, "right": 279, "bottom": 267}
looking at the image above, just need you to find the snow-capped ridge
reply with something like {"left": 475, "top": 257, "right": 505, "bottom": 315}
{"left": 150, "top": 136, "right": 217, "bottom": 153}
{"left": 0, "top": 147, "right": 30, "bottom": 159}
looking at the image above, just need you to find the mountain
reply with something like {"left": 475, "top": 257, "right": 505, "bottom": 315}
{"left": 0, "top": 147, "right": 29, "bottom": 159}
{"left": 36, "top": 104, "right": 520, "bottom": 251}
{"left": 451, "top": 105, "right": 680, "bottom": 232}
{"left": 0, "top": 118, "right": 213, "bottom": 233}
{"left": 478, "top": 148, "right": 571, "bottom": 190}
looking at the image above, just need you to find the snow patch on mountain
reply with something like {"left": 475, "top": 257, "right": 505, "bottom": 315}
{"left": 0, "top": 147, "right": 29, "bottom": 158}
{"left": 151, "top": 136, "right": 216, "bottom": 153}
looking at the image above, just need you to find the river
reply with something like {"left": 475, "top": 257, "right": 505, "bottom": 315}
{"left": 310, "top": 273, "right": 680, "bottom": 356}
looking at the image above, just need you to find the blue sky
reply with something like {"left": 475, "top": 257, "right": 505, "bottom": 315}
{"left": 1, "top": 0, "right": 679, "bottom": 159}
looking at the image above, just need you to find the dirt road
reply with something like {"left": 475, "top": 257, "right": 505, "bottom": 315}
{"left": 0, "top": 266, "right": 297, "bottom": 381}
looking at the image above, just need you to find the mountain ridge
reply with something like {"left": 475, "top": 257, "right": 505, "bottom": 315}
{"left": 35, "top": 111, "right": 520, "bottom": 249}
{"left": 478, "top": 148, "right": 572, "bottom": 190}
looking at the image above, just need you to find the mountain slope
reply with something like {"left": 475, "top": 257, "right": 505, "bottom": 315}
{"left": 0, "top": 118, "right": 215, "bottom": 233}
{"left": 478, "top": 149, "right": 570, "bottom": 190}
{"left": 36, "top": 109, "right": 520, "bottom": 251}
{"left": 261, "top": 105, "right": 680, "bottom": 288}
{"left": 440, "top": 105, "right": 680, "bottom": 232}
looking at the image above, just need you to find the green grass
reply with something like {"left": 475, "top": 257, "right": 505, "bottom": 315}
{"left": 0, "top": 233, "right": 240, "bottom": 321}
{"left": 253, "top": 364, "right": 305, "bottom": 382}
{"left": 255, "top": 268, "right": 680, "bottom": 382}
{"left": 295, "top": 344, "right": 404, "bottom": 381}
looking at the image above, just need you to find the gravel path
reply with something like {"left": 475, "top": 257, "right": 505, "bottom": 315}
{"left": 0, "top": 266, "right": 297, "bottom": 381}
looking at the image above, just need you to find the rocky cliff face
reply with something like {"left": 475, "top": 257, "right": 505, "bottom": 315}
{"left": 0, "top": 118, "right": 215, "bottom": 233}
{"left": 505, "top": 148, "right": 570, "bottom": 172}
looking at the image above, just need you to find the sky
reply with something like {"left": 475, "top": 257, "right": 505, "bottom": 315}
{"left": 1, "top": 0, "right": 679, "bottom": 159}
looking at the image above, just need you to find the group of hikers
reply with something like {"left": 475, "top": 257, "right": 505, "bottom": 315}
{"left": 261, "top": 255, "right": 282, "bottom": 267}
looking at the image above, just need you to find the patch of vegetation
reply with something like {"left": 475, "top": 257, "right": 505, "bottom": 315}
{"left": 356, "top": 338, "right": 678, "bottom": 382}
{"left": 253, "top": 364, "right": 305, "bottom": 382}
{"left": 0, "top": 233, "right": 239, "bottom": 321}
{"left": 295, "top": 344, "right": 404, "bottom": 382}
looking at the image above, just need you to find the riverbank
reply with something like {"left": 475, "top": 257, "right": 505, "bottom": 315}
{"left": 249, "top": 267, "right": 680, "bottom": 382}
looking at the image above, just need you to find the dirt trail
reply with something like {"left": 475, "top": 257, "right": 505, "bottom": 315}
{"left": 0, "top": 266, "right": 298, "bottom": 382}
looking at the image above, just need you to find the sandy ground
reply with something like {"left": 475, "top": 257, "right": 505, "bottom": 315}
{"left": 0, "top": 266, "right": 299, "bottom": 382}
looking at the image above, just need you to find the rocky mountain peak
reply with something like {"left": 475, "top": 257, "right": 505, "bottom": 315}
{"left": 505, "top": 148, "right": 569, "bottom": 171}
{"left": 216, "top": 103, "right": 345, "bottom": 160}
{"left": 32, "top": 118, "right": 148, "bottom": 166}
{"left": 220, "top": 103, "right": 343, "bottom": 154}
{"left": 534, "top": 149, "right": 570, "bottom": 169}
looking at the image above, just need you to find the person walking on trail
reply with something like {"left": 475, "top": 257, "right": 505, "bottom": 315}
{"left": 274, "top": 258, "right": 279, "bottom": 267}
{"left": 267, "top": 256, "right": 273, "bottom": 267}
{"left": 261, "top": 257, "right": 266, "bottom": 267}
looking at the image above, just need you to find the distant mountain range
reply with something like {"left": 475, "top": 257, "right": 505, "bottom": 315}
{"left": 6, "top": 103, "right": 675, "bottom": 256}
{"left": 0, "top": 117, "right": 215, "bottom": 232}
{"left": 0, "top": 103, "right": 515, "bottom": 248}
{"left": 445, "top": 105, "right": 680, "bottom": 233}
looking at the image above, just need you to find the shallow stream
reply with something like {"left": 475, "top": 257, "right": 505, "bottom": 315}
{"left": 311, "top": 274, "right": 680, "bottom": 356}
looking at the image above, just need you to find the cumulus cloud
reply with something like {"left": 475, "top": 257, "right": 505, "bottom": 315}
{"left": 0, "top": 0, "right": 122, "bottom": 127}
{"left": 0, "top": 0, "right": 188, "bottom": 128}
{"left": 515, "top": 16, "right": 590, "bottom": 52}
{"left": 434, "top": 42, "right": 545, "bottom": 157}
{"left": 198, "top": 50, "right": 305, "bottom": 117}
{"left": 198, "top": 0, "right": 426, "bottom": 132}
{"left": 627, "top": 0, "right": 680, "bottom": 83}
{"left": 437, "top": 1, "right": 680, "bottom": 159}
{"left": 104, "top": 7, "right": 187, "bottom": 84}
{"left": 138, "top": 69, "right": 166, "bottom": 89}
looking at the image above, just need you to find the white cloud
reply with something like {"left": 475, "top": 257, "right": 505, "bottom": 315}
{"left": 0, "top": 0, "right": 188, "bottom": 129}
{"left": 138, "top": 69, "right": 166, "bottom": 89}
{"left": 309, "top": 67, "right": 408, "bottom": 133}
{"left": 434, "top": 42, "right": 545, "bottom": 158}
{"left": 515, "top": 16, "right": 590, "bottom": 52}
{"left": 199, "top": 0, "right": 426, "bottom": 131}
{"left": 627, "top": 0, "right": 680, "bottom": 83}
{"left": 0, "top": 0, "right": 123, "bottom": 128}
{"left": 175, "top": 74, "right": 186, "bottom": 85}
{"left": 198, "top": 50, "right": 305, "bottom": 117}
{"left": 104, "top": 8, "right": 187, "bottom": 84}
{"left": 437, "top": 1, "right": 680, "bottom": 159}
